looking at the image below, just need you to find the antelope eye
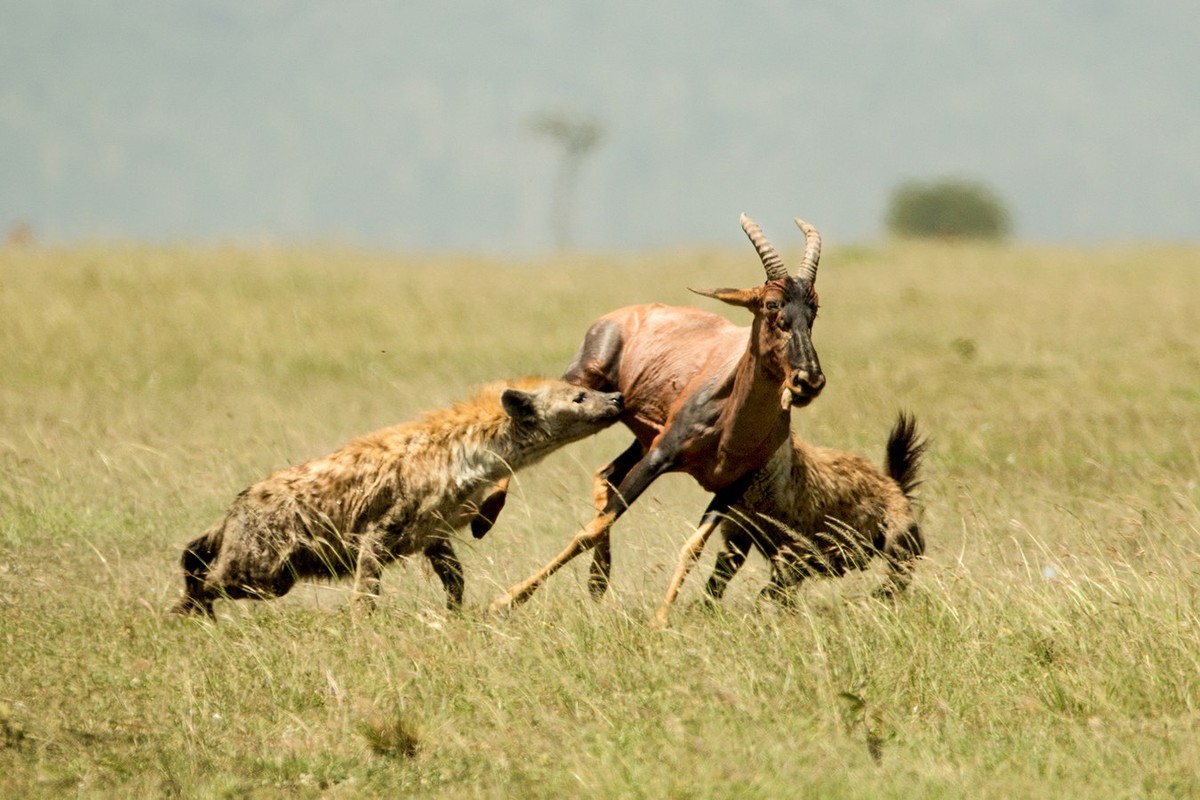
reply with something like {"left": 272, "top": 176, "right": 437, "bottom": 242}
{"left": 765, "top": 300, "right": 781, "bottom": 313}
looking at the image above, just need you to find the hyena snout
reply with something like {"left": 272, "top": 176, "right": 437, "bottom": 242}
{"left": 559, "top": 388, "right": 624, "bottom": 434}
{"left": 567, "top": 386, "right": 622, "bottom": 413}
{"left": 597, "top": 390, "right": 623, "bottom": 417}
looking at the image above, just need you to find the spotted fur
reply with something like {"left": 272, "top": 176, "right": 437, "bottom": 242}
{"left": 704, "top": 412, "right": 928, "bottom": 603}
{"left": 173, "top": 378, "right": 623, "bottom": 617}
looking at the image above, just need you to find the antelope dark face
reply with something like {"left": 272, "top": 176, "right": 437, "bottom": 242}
{"left": 693, "top": 214, "right": 826, "bottom": 409}
{"left": 765, "top": 276, "right": 824, "bottom": 408}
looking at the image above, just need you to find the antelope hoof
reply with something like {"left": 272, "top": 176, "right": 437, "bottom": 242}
{"left": 488, "top": 594, "right": 515, "bottom": 617}
{"left": 351, "top": 600, "right": 378, "bottom": 618}
{"left": 649, "top": 606, "right": 671, "bottom": 629}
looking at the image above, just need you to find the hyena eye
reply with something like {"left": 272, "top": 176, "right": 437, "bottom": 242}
{"left": 573, "top": 391, "right": 587, "bottom": 404}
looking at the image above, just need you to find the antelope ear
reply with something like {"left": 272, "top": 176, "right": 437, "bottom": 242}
{"left": 501, "top": 388, "right": 540, "bottom": 425}
{"left": 689, "top": 286, "right": 762, "bottom": 309}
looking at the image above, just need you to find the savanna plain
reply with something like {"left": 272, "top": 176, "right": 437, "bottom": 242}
{"left": 1, "top": 240, "right": 1198, "bottom": 798}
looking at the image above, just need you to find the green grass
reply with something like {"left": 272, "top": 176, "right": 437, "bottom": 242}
{"left": 1, "top": 240, "right": 1198, "bottom": 797}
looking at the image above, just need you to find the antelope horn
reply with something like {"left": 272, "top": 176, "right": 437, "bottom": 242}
{"left": 740, "top": 213, "right": 789, "bottom": 282}
{"left": 794, "top": 218, "right": 821, "bottom": 283}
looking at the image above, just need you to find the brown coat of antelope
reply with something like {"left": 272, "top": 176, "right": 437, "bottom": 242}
{"left": 488, "top": 214, "right": 826, "bottom": 625}
{"left": 173, "top": 378, "right": 623, "bottom": 618}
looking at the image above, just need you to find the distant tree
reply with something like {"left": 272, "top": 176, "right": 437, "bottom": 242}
{"left": 5, "top": 221, "right": 34, "bottom": 248}
{"left": 885, "top": 178, "right": 1012, "bottom": 241}
{"left": 529, "top": 111, "right": 604, "bottom": 251}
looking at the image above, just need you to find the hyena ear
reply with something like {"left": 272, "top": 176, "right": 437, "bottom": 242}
{"left": 501, "top": 388, "right": 540, "bottom": 426}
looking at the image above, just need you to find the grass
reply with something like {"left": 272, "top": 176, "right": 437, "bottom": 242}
{"left": 1, "top": 239, "right": 1198, "bottom": 797}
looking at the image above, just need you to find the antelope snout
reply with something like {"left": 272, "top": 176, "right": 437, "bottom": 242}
{"left": 789, "top": 370, "right": 826, "bottom": 404}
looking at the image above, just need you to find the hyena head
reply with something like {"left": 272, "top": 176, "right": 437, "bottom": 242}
{"left": 500, "top": 378, "right": 623, "bottom": 449}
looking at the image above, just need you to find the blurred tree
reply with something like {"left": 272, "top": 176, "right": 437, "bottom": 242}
{"left": 5, "top": 221, "right": 34, "bottom": 247}
{"left": 530, "top": 111, "right": 604, "bottom": 251}
{"left": 885, "top": 179, "right": 1012, "bottom": 240}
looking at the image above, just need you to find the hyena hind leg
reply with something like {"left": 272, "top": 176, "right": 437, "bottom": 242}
{"left": 352, "top": 528, "right": 388, "bottom": 612}
{"left": 759, "top": 552, "right": 804, "bottom": 608}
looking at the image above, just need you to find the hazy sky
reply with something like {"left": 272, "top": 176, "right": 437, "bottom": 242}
{"left": 3, "top": 2, "right": 1198, "bottom": 251}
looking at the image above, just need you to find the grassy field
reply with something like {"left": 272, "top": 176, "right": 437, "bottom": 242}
{"left": 1, "top": 239, "right": 1198, "bottom": 797}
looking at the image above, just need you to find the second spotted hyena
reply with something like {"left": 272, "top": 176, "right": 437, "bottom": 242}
{"left": 174, "top": 378, "right": 623, "bottom": 617}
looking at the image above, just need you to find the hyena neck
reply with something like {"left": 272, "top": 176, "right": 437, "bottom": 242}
{"left": 483, "top": 422, "right": 556, "bottom": 475}
{"left": 739, "top": 435, "right": 806, "bottom": 509}
{"left": 422, "top": 390, "right": 557, "bottom": 488}
{"left": 439, "top": 420, "right": 539, "bottom": 495}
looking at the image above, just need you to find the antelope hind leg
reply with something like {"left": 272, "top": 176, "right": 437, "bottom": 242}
{"left": 587, "top": 440, "right": 645, "bottom": 600}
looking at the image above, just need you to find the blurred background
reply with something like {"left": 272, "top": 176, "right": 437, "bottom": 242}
{"left": 2, "top": 1, "right": 1197, "bottom": 252}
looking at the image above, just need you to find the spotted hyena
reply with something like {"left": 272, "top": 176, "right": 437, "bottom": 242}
{"left": 704, "top": 413, "right": 927, "bottom": 605}
{"left": 173, "top": 378, "right": 623, "bottom": 617}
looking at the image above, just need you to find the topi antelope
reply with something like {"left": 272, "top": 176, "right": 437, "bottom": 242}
{"left": 173, "top": 378, "right": 623, "bottom": 618}
{"left": 697, "top": 413, "right": 927, "bottom": 609}
{"left": 488, "top": 214, "right": 825, "bottom": 623}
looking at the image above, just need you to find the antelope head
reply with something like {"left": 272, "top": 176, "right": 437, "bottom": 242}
{"left": 692, "top": 214, "right": 825, "bottom": 409}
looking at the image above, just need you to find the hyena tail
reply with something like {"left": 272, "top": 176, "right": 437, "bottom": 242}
{"left": 877, "top": 412, "right": 929, "bottom": 599}
{"left": 885, "top": 411, "right": 927, "bottom": 501}
{"left": 173, "top": 524, "right": 223, "bottom": 618}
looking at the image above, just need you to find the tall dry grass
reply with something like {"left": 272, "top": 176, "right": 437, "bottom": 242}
{"left": 1, "top": 240, "right": 1197, "bottom": 797}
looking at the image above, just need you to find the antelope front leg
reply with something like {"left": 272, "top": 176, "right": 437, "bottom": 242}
{"left": 489, "top": 510, "right": 618, "bottom": 614}
{"left": 652, "top": 498, "right": 729, "bottom": 628}
{"left": 491, "top": 445, "right": 671, "bottom": 615}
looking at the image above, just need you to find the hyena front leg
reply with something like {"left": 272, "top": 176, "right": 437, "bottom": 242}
{"left": 425, "top": 537, "right": 465, "bottom": 611}
{"left": 470, "top": 476, "right": 510, "bottom": 540}
{"left": 174, "top": 532, "right": 219, "bottom": 618}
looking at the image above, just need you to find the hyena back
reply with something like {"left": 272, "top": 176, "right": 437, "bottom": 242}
{"left": 174, "top": 378, "right": 623, "bottom": 617}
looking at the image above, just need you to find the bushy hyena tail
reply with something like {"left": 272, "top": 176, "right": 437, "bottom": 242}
{"left": 885, "top": 411, "right": 927, "bottom": 501}
{"left": 877, "top": 412, "right": 928, "bottom": 598}
{"left": 173, "top": 524, "right": 223, "bottom": 618}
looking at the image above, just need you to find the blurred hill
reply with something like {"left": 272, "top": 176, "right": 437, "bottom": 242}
{"left": 2, "top": 2, "right": 1197, "bottom": 251}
